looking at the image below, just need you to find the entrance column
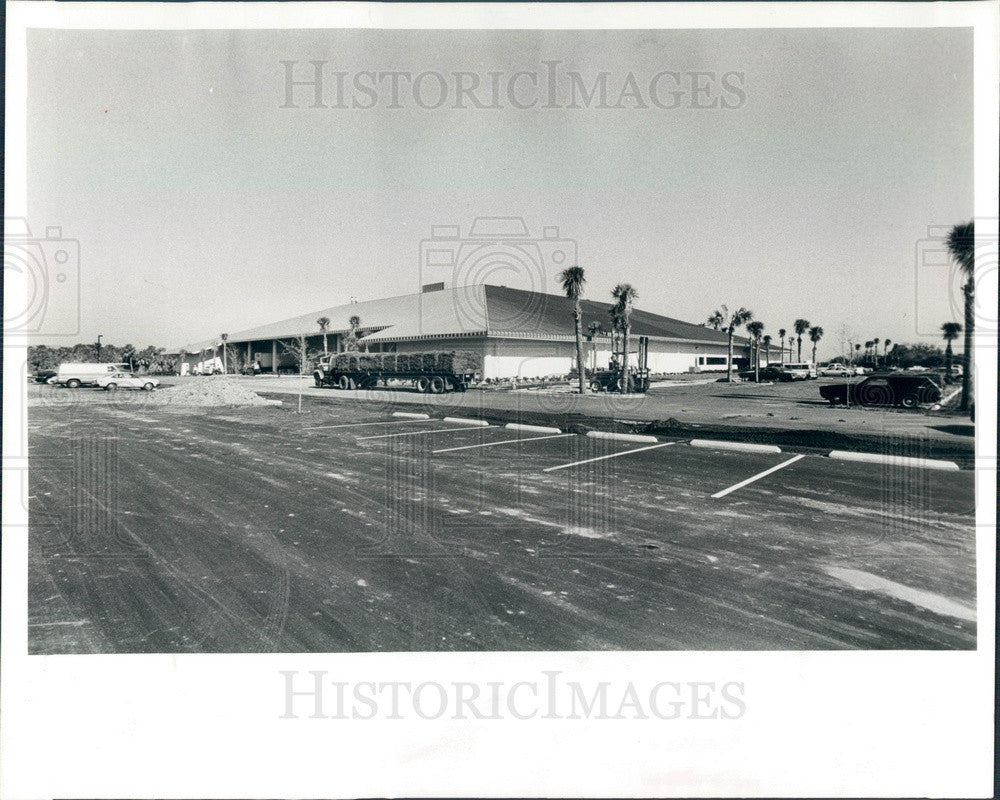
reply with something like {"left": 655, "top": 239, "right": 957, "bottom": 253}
{"left": 272, "top": 340, "right": 278, "bottom": 374}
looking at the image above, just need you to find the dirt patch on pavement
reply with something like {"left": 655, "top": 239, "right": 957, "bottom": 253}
{"left": 150, "top": 378, "right": 282, "bottom": 407}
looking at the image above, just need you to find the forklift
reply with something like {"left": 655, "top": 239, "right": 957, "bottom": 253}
{"left": 584, "top": 335, "right": 651, "bottom": 393}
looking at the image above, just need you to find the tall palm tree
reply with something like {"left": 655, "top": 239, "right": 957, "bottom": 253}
{"left": 746, "top": 321, "right": 764, "bottom": 381}
{"left": 762, "top": 334, "right": 772, "bottom": 366}
{"left": 706, "top": 310, "right": 725, "bottom": 331}
{"left": 560, "top": 266, "right": 588, "bottom": 394}
{"left": 854, "top": 343, "right": 862, "bottom": 364}
{"left": 220, "top": 333, "right": 229, "bottom": 374}
{"left": 587, "top": 321, "right": 606, "bottom": 373}
{"left": 778, "top": 328, "right": 787, "bottom": 365}
{"left": 883, "top": 338, "right": 892, "bottom": 366}
{"left": 872, "top": 337, "right": 880, "bottom": 368}
{"left": 941, "top": 322, "right": 962, "bottom": 382}
{"left": 793, "top": 319, "right": 810, "bottom": 362}
{"left": 946, "top": 221, "right": 975, "bottom": 410}
{"left": 347, "top": 314, "right": 361, "bottom": 351}
{"left": 864, "top": 340, "right": 873, "bottom": 362}
{"left": 611, "top": 283, "right": 638, "bottom": 392}
{"left": 711, "top": 305, "right": 753, "bottom": 382}
{"left": 808, "top": 325, "right": 824, "bottom": 366}
{"left": 317, "top": 316, "right": 330, "bottom": 354}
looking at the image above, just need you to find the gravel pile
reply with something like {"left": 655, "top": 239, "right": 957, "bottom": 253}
{"left": 151, "top": 378, "right": 281, "bottom": 407}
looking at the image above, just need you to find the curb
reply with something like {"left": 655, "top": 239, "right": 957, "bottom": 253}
{"left": 691, "top": 439, "right": 782, "bottom": 454}
{"left": 505, "top": 423, "right": 563, "bottom": 434}
{"left": 586, "top": 431, "right": 659, "bottom": 444}
{"left": 391, "top": 411, "right": 431, "bottom": 420}
{"left": 827, "top": 450, "right": 960, "bottom": 471}
{"left": 443, "top": 416, "right": 491, "bottom": 427}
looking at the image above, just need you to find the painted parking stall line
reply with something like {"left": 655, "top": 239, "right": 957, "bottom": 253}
{"left": 433, "top": 432, "right": 574, "bottom": 454}
{"left": 356, "top": 424, "right": 494, "bottom": 441}
{"left": 543, "top": 441, "right": 676, "bottom": 473}
{"left": 711, "top": 454, "right": 806, "bottom": 499}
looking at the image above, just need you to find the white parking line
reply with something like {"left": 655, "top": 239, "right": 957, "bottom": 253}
{"left": 543, "top": 441, "right": 676, "bottom": 472}
{"left": 433, "top": 433, "right": 573, "bottom": 454}
{"left": 302, "top": 419, "right": 433, "bottom": 431}
{"left": 356, "top": 425, "right": 493, "bottom": 441}
{"left": 711, "top": 454, "right": 805, "bottom": 499}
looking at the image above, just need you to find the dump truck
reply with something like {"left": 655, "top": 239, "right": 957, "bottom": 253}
{"left": 313, "top": 350, "right": 481, "bottom": 393}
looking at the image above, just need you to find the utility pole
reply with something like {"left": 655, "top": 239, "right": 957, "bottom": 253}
{"left": 96, "top": 334, "right": 103, "bottom": 361}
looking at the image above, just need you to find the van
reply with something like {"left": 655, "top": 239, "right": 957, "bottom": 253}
{"left": 781, "top": 362, "right": 816, "bottom": 380}
{"left": 55, "top": 362, "right": 126, "bottom": 388}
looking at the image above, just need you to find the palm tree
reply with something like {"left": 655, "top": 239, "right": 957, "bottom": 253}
{"left": 711, "top": 305, "right": 753, "bottom": 382}
{"left": 946, "top": 221, "right": 975, "bottom": 410}
{"left": 611, "top": 283, "right": 638, "bottom": 392}
{"left": 347, "top": 314, "right": 361, "bottom": 351}
{"left": 808, "top": 325, "right": 824, "bottom": 366}
{"left": 872, "top": 337, "right": 880, "bottom": 368}
{"left": 883, "top": 338, "right": 892, "bottom": 367}
{"left": 778, "top": 328, "right": 787, "bottom": 365}
{"left": 864, "top": 340, "right": 873, "bottom": 363}
{"left": 762, "top": 334, "right": 772, "bottom": 366}
{"left": 746, "top": 321, "right": 764, "bottom": 381}
{"left": 854, "top": 343, "right": 862, "bottom": 364}
{"left": 317, "top": 316, "right": 330, "bottom": 354}
{"left": 793, "top": 319, "right": 810, "bottom": 362}
{"left": 587, "top": 321, "right": 606, "bottom": 373}
{"left": 707, "top": 310, "right": 725, "bottom": 331}
{"left": 220, "top": 333, "right": 229, "bottom": 374}
{"left": 941, "top": 322, "right": 962, "bottom": 382}
{"left": 560, "top": 266, "right": 588, "bottom": 394}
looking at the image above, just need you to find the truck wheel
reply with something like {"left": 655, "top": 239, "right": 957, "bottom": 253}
{"left": 416, "top": 376, "right": 431, "bottom": 393}
{"left": 66, "top": 379, "right": 81, "bottom": 389}
{"left": 430, "top": 376, "right": 446, "bottom": 394}
{"left": 900, "top": 394, "right": 919, "bottom": 409}
{"left": 337, "top": 375, "right": 350, "bottom": 390}
{"left": 314, "top": 372, "right": 324, "bottom": 388}
{"left": 589, "top": 380, "right": 602, "bottom": 393}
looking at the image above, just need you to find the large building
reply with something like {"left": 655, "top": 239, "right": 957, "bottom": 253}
{"left": 176, "top": 283, "right": 755, "bottom": 378}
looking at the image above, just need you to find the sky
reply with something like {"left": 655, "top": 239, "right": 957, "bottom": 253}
{"left": 26, "top": 27, "right": 973, "bottom": 359}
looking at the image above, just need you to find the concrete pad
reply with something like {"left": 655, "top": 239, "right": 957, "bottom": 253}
{"left": 690, "top": 439, "right": 782, "bottom": 454}
{"left": 828, "top": 450, "right": 960, "bottom": 471}
{"left": 505, "top": 422, "right": 562, "bottom": 434}
{"left": 586, "top": 431, "right": 659, "bottom": 443}
{"left": 442, "top": 416, "right": 490, "bottom": 427}
{"left": 392, "top": 411, "right": 430, "bottom": 419}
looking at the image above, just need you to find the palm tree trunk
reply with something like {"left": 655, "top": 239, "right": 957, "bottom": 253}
{"left": 797, "top": 336, "right": 802, "bottom": 361}
{"left": 754, "top": 339, "right": 759, "bottom": 382}
{"left": 621, "top": 324, "right": 631, "bottom": 393}
{"left": 961, "top": 279, "right": 973, "bottom": 410}
{"left": 779, "top": 336, "right": 785, "bottom": 365}
{"left": 726, "top": 328, "right": 734, "bottom": 382}
{"left": 944, "top": 342, "right": 953, "bottom": 380}
{"left": 573, "top": 301, "right": 586, "bottom": 394}
{"left": 812, "top": 344, "right": 817, "bottom": 365}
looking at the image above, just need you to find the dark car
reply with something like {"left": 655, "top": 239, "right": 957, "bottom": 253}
{"left": 32, "top": 369, "right": 57, "bottom": 384}
{"left": 738, "top": 365, "right": 789, "bottom": 382}
{"left": 820, "top": 374, "right": 942, "bottom": 409}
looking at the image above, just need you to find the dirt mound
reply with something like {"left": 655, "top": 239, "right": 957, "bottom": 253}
{"left": 151, "top": 378, "right": 282, "bottom": 407}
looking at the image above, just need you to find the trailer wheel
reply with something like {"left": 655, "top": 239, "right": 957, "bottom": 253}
{"left": 455, "top": 381, "right": 467, "bottom": 393}
{"left": 360, "top": 376, "right": 377, "bottom": 390}
{"left": 416, "top": 376, "right": 431, "bottom": 393}
{"left": 337, "top": 375, "right": 351, "bottom": 390}
{"left": 314, "top": 372, "right": 324, "bottom": 388}
{"left": 430, "top": 376, "right": 446, "bottom": 394}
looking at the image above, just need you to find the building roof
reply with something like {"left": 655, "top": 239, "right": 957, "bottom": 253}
{"left": 178, "top": 284, "right": 744, "bottom": 350}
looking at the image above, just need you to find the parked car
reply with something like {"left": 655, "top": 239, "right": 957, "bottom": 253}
{"left": 32, "top": 369, "right": 57, "bottom": 384}
{"left": 781, "top": 362, "right": 816, "bottom": 380}
{"left": 97, "top": 372, "right": 160, "bottom": 391}
{"left": 737, "top": 365, "right": 788, "bottom": 382}
{"left": 906, "top": 365, "right": 930, "bottom": 372}
{"left": 820, "top": 374, "right": 942, "bottom": 409}
{"left": 818, "top": 363, "right": 854, "bottom": 377}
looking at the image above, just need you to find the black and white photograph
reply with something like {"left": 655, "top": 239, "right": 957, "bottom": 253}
{"left": 3, "top": 2, "right": 997, "bottom": 798}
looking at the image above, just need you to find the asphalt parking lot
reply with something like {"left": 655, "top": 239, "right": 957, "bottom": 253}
{"left": 27, "top": 386, "right": 976, "bottom": 653}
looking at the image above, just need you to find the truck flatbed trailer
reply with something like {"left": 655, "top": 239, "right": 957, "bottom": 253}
{"left": 313, "top": 351, "right": 480, "bottom": 394}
